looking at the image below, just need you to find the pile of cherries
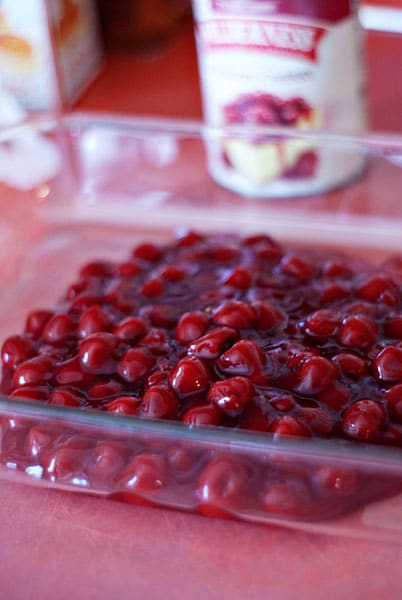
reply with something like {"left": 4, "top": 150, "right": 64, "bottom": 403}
{"left": 2, "top": 230, "right": 402, "bottom": 520}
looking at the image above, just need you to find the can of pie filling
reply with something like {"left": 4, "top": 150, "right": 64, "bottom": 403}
{"left": 192, "top": 0, "right": 367, "bottom": 197}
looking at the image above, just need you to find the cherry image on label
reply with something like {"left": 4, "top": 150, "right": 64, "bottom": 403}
{"left": 222, "top": 93, "right": 319, "bottom": 183}
{"left": 2, "top": 230, "right": 402, "bottom": 525}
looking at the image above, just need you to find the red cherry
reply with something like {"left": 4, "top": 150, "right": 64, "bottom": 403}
{"left": 175, "top": 311, "right": 209, "bottom": 344}
{"left": 27, "top": 426, "right": 57, "bottom": 458}
{"left": 1, "top": 421, "right": 28, "bottom": 458}
{"left": 24, "top": 310, "right": 53, "bottom": 339}
{"left": 338, "top": 315, "right": 378, "bottom": 349}
{"left": 146, "top": 369, "right": 169, "bottom": 387}
{"left": 314, "top": 466, "right": 359, "bottom": 497}
{"left": 243, "top": 233, "right": 275, "bottom": 246}
{"left": 13, "top": 356, "right": 53, "bottom": 388}
{"left": 10, "top": 385, "right": 50, "bottom": 402}
{"left": 207, "top": 376, "right": 254, "bottom": 417}
{"left": 114, "top": 260, "right": 142, "bottom": 278}
{"left": 356, "top": 274, "right": 398, "bottom": 304}
{"left": 1, "top": 335, "right": 36, "bottom": 369}
{"left": 113, "top": 316, "right": 147, "bottom": 343}
{"left": 117, "top": 347, "right": 155, "bottom": 382}
{"left": 169, "top": 356, "right": 210, "bottom": 397}
{"left": 332, "top": 353, "right": 367, "bottom": 378}
{"left": 44, "top": 446, "right": 88, "bottom": 482}
{"left": 78, "top": 305, "right": 111, "bottom": 338}
{"left": 343, "top": 301, "right": 375, "bottom": 317}
{"left": 159, "top": 265, "right": 187, "bottom": 282}
{"left": 55, "top": 356, "right": 95, "bottom": 388}
{"left": 51, "top": 388, "right": 82, "bottom": 407}
{"left": 321, "top": 260, "right": 351, "bottom": 279}
{"left": 253, "top": 301, "right": 285, "bottom": 332}
{"left": 141, "top": 384, "right": 179, "bottom": 419}
{"left": 65, "top": 280, "right": 88, "bottom": 300}
{"left": 132, "top": 242, "right": 162, "bottom": 262}
{"left": 140, "top": 278, "right": 164, "bottom": 298}
{"left": 213, "top": 300, "right": 256, "bottom": 329}
{"left": 188, "top": 327, "right": 239, "bottom": 359}
{"left": 319, "top": 282, "right": 350, "bottom": 303}
{"left": 268, "top": 415, "right": 310, "bottom": 438}
{"left": 140, "top": 328, "right": 169, "bottom": 355}
{"left": 210, "top": 244, "right": 239, "bottom": 264}
{"left": 373, "top": 346, "right": 402, "bottom": 381}
{"left": 88, "top": 379, "right": 123, "bottom": 401}
{"left": 304, "top": 309, "right": 339, "bottom": 338}
{"left": 166, "top": 445, "right": 197, "bottom": 478}
{"left": 79, "top": 333, "right": 118, "bottom": 375}
{"left": 90, "top": 441, "right": 128, "bottom": 480}
{"left": 197, "top": 457, "right": 248, "bottom": 513}
{"left": 222, "top": 266, "right": 252, "bottom": 289}
{"left": 296, "top": 355, "right": 336, "bottom": 394}
{"left": 174, "top": 230, "right": 204, "bottom": 247}
{"left": 385, "top": 384, "right": 402, "bottom": 423}
{"left": 79, "top": 261, "right": 112, "bottom": 279}
{"left": 182, "top": 404, "right": 222, "bottom": 426}
{"left": 263, "top": 479, "right": 312, "bottom": 518}
{"left": 217, "top": 340, "right": 265, "bottom": 376}
{"left": 117, "top": 452, "right": 168, "bottom": 493}
{"left": 280, "top": 254, "right": 314, "bottom": 281}
{"left": 243, "top": 234, "right": 282, "bottom": 260}
{"left": 105, "top": 396, "right": 141, "bottom": 415}
{"left": 42, "top": 313, "right": 76, "bottom": 343}
{"left": 70, "top": 294, "right": 103, "bottom": 314}
{"left": 286, "top": 346, "right": 318, "bottom": 371}
{"left": 342, "top": 400, "right": 384, "bottom": 442}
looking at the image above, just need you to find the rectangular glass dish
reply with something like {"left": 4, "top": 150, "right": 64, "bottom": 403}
{"left": 2, "top": 114, "right": 402, "bottom": 542}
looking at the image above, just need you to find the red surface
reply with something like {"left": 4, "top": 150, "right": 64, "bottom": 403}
{"left": 75, "top": 23, "right": 202, "bottom": 119}
{"left": 2, "top": 480, "right": 402, "bottom": 600}
{"left": 3, "top": 17, "right": 402, "bottom": 600}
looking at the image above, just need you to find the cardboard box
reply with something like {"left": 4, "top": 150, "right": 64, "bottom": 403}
{"left": 0, "top": 0, "right": 102, "bottom": 112}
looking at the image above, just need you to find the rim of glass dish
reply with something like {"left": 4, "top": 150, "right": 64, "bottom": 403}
{"left": 1, "top": 111, "right": 402, "bottom": 153}
{"left": 2, "top": 393, "right": 402, "bottom": 470}
{"left": 2, "top": 112, "right": 402, "bottom": 470}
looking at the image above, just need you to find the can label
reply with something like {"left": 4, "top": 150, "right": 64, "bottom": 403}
{"left": 193, "top": 0, "right": 366, "bottom": 196}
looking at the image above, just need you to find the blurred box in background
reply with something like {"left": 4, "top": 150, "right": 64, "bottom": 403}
{"left": 0, "top": 0, "right": 102, "bottom": 113}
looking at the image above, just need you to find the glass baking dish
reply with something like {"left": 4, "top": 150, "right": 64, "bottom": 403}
{"left": 2, "top": 113, "right": 402, "bottom": 542}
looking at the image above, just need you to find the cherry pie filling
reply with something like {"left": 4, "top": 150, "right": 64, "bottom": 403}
{"left": 2, "top": 230, "right": 402, "bottom": 521}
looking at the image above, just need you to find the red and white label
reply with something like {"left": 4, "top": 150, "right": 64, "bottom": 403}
{"left": 198, "top": 19, "right": 326, "bottom": 62}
